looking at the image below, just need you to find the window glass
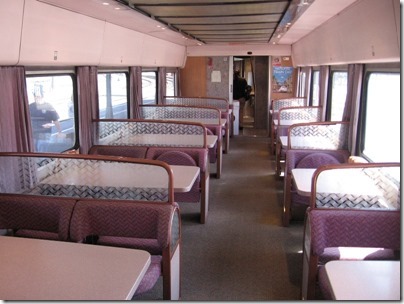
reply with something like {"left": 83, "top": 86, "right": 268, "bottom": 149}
{"left": 311, "top": 70, "right": 320, "bottom": 106}
{"left": 298, "top": 71, "right": 306, "bottom": 97}
{"left": 362, "top": 73, "right": 400, "bottom": 162}
{"left": 98, "top": 73, "right": 128, "bottom": 118}
{"left": 26, "top": 75, "right": 76, "bottom": 153}
{"left": 142, "top": 71, "right": 157, "bottom": 104}
{"left": 166, "top": 72, "right": 176, "bottom": 96}
{"left": 329, "top": 71, "right": 347, "bottom": 121}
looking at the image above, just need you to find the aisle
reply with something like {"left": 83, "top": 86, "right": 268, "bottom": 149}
{"left": 134, "top": 135, "right": 304, "bottom": 300}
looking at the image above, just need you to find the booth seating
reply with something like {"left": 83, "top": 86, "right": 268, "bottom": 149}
{"left": 139, "top": 105, "right": 223, "bottom": 178}
{"left": 302, "top": 209, "right": 400, "bottom": 300}
{"left": 300, "top": 162, "right": 401, "bottom": 300}
{"left": 0, "top": 194, "right": 76, "bottom": 241}
{"left": 70, "top": 199, "right": 181, "bottom": 300}
{"left": 269, "top": 98, "right": 307, "bottom": 154}
{"left": 90, "top": 119, "right": 210, "bottom": 223}
{"left": 0, "top": 153, "right": 181, "bottom": 300}
{"left": 271, "top": 106, "right": 322, "bottom": 156}
{"left": 276, "top": 121, "right": 349, "bottom": 177}
{"left": 283, "top": 150, "right": 350, "bottom": 226}
{"left": 163, "top": 96, "right": 231, "bottom": 154}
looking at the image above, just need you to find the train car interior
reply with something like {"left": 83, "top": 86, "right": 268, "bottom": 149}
{"left": 0, "top": 0, "right": 400, "bottom": 301}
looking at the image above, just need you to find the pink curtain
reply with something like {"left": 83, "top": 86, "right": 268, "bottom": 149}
{"left": 129, "top": 66, "right": 142, "bottom": 118}
{"left": 157, "top": 67, "right": 166, "bottom": 104}
{"left": 76, "top": 66, "right": 99, "bottom": 154}
{"left": 0, "top": 66, "right": 33, "bottom": 152}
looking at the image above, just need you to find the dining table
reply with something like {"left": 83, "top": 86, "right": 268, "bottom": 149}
{"left": 324, "top": 260, "right": 400, "bottom": 300}
{"left": 0, "top": 236, "right": 151, "bottom": 300}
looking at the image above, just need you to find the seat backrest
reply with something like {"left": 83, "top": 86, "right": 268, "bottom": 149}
{"left": 70, "top": 199, "right": 179, "bottom": 255}
{"left": 285, "top": 150, "right": 350, "bottom": 174}
{"left": 0, "top": 194, "right": 76, "bottom": 241}
{"left": 296, "top": 152, "right": 342, "bottom": 169}
{"left": 146, "top": 147, "right": 207, "bottom": 173}
{"left": 308, "top": 209, "right": 401, "bottom": 256}
{"left": 88, "top": 145, "right": 148, "bottom": 159}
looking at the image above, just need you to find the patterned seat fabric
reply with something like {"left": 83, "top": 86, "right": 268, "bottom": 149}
{"left": 88, "top": 145, "right": 148, "bottom": 159}
{"left": 206, "top": 128, "right": 217, "bottom": 163}
{"left": 69, "top": 199, "right": 179, "bottom": 298}
{"left": 0, "top": 194, "right": 76, "bottom": 241}
{"left": 304, "top": 208, "right": 400, "bottom": 299}
{"left": 283, "top": 150, "right": 350, "bottom": 226}
{"left": 155, "top": 150, "right": 200, "bottom": 203}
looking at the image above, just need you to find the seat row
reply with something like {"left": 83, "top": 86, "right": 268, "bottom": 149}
{"left": 0, "top": 193, "right": 181, "bottom": 300}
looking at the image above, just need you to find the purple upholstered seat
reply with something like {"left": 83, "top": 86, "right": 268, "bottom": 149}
{"left": 206, "top": 128, "right": 217, "bottom": 163}
{"left": 88, "top": 145, "right": 148, "bottom": 159}
{"left": 302, "top": 209, "right": 400, "bottom": 300}
{"left": 69, "top": 199, "right": 181, "bottom": 300}
{"left": 0, "top": 194, "right": 77, "bottom": 241}
{"left": 282, "top": 150, "right": 350, "bottom": 226}
{"left": 146, "top": 147, "right": 209, "bottom": 224}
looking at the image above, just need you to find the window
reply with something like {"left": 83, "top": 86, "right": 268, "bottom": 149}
{"left": 26, "top": 75, "right": 76, "bottom": 153}
{"left": 142, "top": 71, "right": 157, "bottom": 104}
{"left": 98, "top": 72, "right": 128, "bottom": 118}
{"left": 166, "top": 71, "right": 176, "bottom": 96}
{"left": 361, "top": 72, "right": 400, "bottom": 162}
{"left": 298, "top": 70, "right": 306, "bottom": 98}
{"left": 328, "top": 71, "right": 347, "bottom": 121}
{"left": 310, "top": 70, "right": 320, "bottom": 106}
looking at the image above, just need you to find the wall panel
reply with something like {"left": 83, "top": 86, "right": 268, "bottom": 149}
{"left": 0, "top": 0, "right": 25, "bottom": 65}
{"left": 292, "top": 0, "right": 400, "bottom": 66}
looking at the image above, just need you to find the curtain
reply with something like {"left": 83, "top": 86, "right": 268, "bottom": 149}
{"left": 319, "top": 65, "right": 330, "bottom": 121}
{"left": 76, "top": 66, "right": 99, "bottom": 154}
{"left": 129, "top": 66, "right": 142, "bottom": 119}
{"left": 158, "top": 67, "right": 166, "bottom": 104}
{"left": 177, "top": 67, "right": 182, "bottom": 96}
{"left": 0, "top": 66, "right": 33, "bottom": 152}
{"left": 344, "top": 64, "right": 364, "bottom": 154}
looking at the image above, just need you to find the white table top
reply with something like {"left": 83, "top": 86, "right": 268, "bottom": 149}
{"left": 40, "top": 163, "right": 200, "bottom": 193}
{"left": 279, "top": 135, "right": 339, "bottom": 150}
{"left": 99, "top": 134, "right": 217, "bottom": 148}
{"left": 164, "top": 118, "right": 226, "bottom": 127}
{"left": 273, "top": 119, "right": 315, "bottom": 127}
{"left": 0, "top": 236, "right": 151, "bottom": 300}
{"left": 325, "top": 260, "right": 400, "bottom": 300}
{"left": 291, "top": 168, "right": 383, "bottom": 197}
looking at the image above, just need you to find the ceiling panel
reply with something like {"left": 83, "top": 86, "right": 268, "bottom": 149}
{"left": 125, "top": 0, "right": 291, "bottom": 44}
{"left": 38, "top": 0, "right": 359, "bottom": 46}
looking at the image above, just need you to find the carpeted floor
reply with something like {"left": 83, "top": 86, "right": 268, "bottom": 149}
{"left": 133, "top": 134, "right": 305, "bottom": 301}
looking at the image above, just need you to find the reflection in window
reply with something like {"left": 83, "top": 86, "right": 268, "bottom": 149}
{"left": 98, "top": 73, "right": 128, "bottom": 119}
{"left": 329, "top": 71, "right": 347, "bottom": 121}
{"left": 142, "top": 71, "right": 157, "bottom": 104}
{"left": 26, "top": 75, "right": 76, "bottom": 153}
{"left": 166, "top": 72, "right": 176, "bottom": 96}
{"left": 311, "top": 70, "right": 320, "bottom": 106}
{"left": 363, "top": 73, "right": 400, "bottom": 162}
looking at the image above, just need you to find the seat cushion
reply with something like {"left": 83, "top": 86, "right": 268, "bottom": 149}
{"left": 296, "top": 153, "right": 341, "bottom": 169}
{"left": 134, "top": 255, "right": 162, "bottom": 295}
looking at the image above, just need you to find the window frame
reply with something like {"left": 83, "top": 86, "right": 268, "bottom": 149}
{"left": 97, "top": 69, "right": 130, "bottom": 119}
{"left": 357, "top": 63, "right": 400, "bottom": 162}
{"left": 326, "top": 65, "right": 348, "bottom": 121}
{"left": 142, "top": 68, "right": 158, "bottom": 105}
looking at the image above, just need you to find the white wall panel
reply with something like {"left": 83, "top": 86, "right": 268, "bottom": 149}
{"left": 140, "top": 35, "right": 186, "bottom": 67}
{"left": 292, "top": 0, "right": 400, "bottom": 66}
{"left": 19, "top": 0, "right": 104, "bottom": 66}
{"left": 99, "top": 23, "right": 144, "bottom": 66}
{"left": 187, "top": 44, "right": 291, "bottom": 57}
{"left": 0, "top": 0, "right": 24, "bottom": 65}
{"left": 100, "top": 23, "right": 186, "bottom": 67}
